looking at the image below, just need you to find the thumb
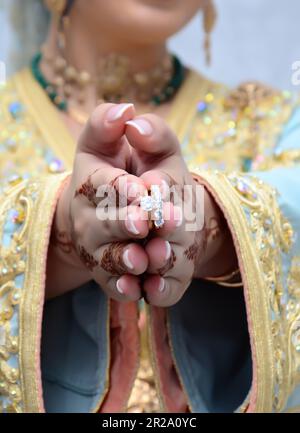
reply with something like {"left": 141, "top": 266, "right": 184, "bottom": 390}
{"left": 125, "top": 113, "right": 181, "bottom": 159}
{"left": 78, "top": 103, "right": 135, "bottom": 157}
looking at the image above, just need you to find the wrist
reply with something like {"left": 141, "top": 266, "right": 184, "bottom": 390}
{"left": 193, "top": 186, "right": 238, "bottom": 279}
{"left": 51, "top": 175, "right": 87, "bottom": 273}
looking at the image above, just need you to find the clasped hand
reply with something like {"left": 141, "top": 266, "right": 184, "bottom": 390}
{"left": 49, "top": 103, "right": 233, "bottom": 306}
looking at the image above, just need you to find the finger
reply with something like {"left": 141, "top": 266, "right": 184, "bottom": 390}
{"left": 140, "top": 170, "right": 184, "bottom": 209}
{"left": 94, "top": 241, "right": 149, "bottom": 277}
{"left": 95, "top": 205, "right": 150, "bottom": 243}
{"left": 149, "top": 201, "right": 182, "bottom": 237}
{"left": 125, "top": 114, "right": 181, "bottom": 160}
{"left": 145, "top": 238, "right": 173, "bottom": 274}
{"left": 145, "top": 238, "right": 193, "bottom": 280}
{"left": 104, "top": 274, "right": 142, "bottom": 302}
{"left": 73, "top": 168, "right": 147, "bottom": 208}
{"left": 143, "top": 275, "right": 189, "bottom": 307}
{"left": 78, "top": 102, "right": 135, "bottom": 157}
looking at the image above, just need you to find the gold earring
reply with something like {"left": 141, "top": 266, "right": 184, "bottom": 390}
{"left": 202, "top": 0, "right": 217, "bottom": 66}
{"left": 44, "top": 0, "right": 69, "bottom": 50}
{"left": 44, "top": 0, "right": 67, "bottom": 16}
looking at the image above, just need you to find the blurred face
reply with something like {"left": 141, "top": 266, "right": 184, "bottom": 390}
{"left": 72, "top": 0, "right": 205, "bottom": 45}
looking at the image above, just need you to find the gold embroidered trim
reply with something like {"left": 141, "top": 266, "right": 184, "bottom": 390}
{"left": 192, "top": 170, "right": 294, "bottom": 412}
{"left": 13, "top": 70, "right": 75, "bottom": 171}
{"left": 19, "top": 173, "right": 69, "bottom": 412}
{"left": 0, "top": 182, "right": 28, "bottom": 412}
{"left": 0, "top": 175, "right": 68, "bottom": 412}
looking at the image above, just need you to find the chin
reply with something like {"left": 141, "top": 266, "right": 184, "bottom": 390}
{"left": 88, "top": 0, "right": 201, "bottom": 44}
{"left": 122, "top": 3, "right": 198, "bottom": 42}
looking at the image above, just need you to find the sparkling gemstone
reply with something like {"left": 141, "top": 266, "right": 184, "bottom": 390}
{"left": 48, "top": 158, "right": 65, "bottom": 173}
{"left": 9, "top": 101, "right": 23, "bottom": 119}
{"left": 13, "top": 292, "right": 20, "bottom": 302}
{"left": 154, "top": 209, "right": 162, "bottom": 220}
{"left": 11, "top": 209, "right": 25, "bottom": 224}
{"left": 227, "top": 128, "right": 236, "bottom": 137}
{"left": 8, "top": 175, "right": 22, "bottom": 186}
{"left": 292, "top": 328, "right": 300, "bottom": 352}
{"left": 197, "top": 101, "right": 207, "bottom": 113}
{"left": 203, "top": 116, "right": 212, "bottom": 125}
{"left": 205, "top": 93, "right": 214, "bottom": 103}
{"left": 140, "top": 195, "right": 153, "bottom": 212}
{"left": 237, "top": 179, "right": 249, "bottom": 194}
{"left": 150, "top": 185, "right": 161, "bottom": 201}
{"left": 154, "top": 217, "right": 164, "bottom": 229}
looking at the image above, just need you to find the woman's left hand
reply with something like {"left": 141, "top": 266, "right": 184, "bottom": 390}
{"left": 125, "top": 114, "right": 238, "bottom": 307}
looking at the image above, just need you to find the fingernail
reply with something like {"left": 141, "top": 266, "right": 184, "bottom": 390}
{"left": 123, "top": 249, "right": 134, "bottom": 270}
{"left": 107, "top": 103, "right": 134, "bottom": 122}
{"left": 158, "top": 277, "right": 165, "bottom": 292}
{"left": 127, "top": 183, "right": 138, "bottom": 198}
{"left": 125, "top": 213, "right": 140, "bottom": 235}
{"left": 125, "top": 118, "right": 153, "bottom": 136}
{"left": 116, "top": 279, "right": 124, "bottom": 294}
{"left": 165, "top": 241, "right": 171, "bottom": 261}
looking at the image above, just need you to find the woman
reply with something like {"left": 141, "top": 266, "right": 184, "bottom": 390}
{"left": 0, "top": 0, "right": 300, "bottom": 413}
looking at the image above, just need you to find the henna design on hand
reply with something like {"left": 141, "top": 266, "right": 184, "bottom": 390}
{"left": 184, "top": 217, "right": 220, "bottom": 266}
{"left": 75, "top": 176, "right": 98, "bottom": 207}
{"left": 157, "top": 249, "right": 176, "bottom": 275}
{"left": 78, "top": 245, "right": 99, "bottom": 271}
{"left": 101, "top": 242, "right": 128, "bottom": 276}
{"left": 51, "top": 229, "right": 75, "bottom": 254}
{"left": 109, "top": 173, "right": 128, "bottom": 208}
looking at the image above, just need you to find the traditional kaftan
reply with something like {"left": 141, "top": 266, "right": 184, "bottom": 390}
{"left": 0, "top": 69, "right": 300, "bottom": 413}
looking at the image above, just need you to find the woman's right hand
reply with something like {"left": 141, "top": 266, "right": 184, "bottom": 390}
{"left": 46, "top": 103, "right": 150, "bottom": 301}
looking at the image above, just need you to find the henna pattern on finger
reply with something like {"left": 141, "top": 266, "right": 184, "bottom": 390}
{"left": 184, "top": 217, "right": 220, "bottom": 266}
{"left": 100, "top": 242, "right": 128, "bottom": 275}
{"left": 157, "top": 249, "right": 176, "bottom": 275}
{"left": 51, "top": 229, "right": 75, "bottom": 254}
{"left": 78, "top": 245, "right": 99, "bottom": 271}
{"left": 109, "top": 173, "right": 128, "bottom": 208}
{"left": 75, "top": 176, "right": 98, "bottom": 207}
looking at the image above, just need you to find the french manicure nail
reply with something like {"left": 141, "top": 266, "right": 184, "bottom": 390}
{"left": 116, "top": 279, "right": 124, "bottom": 294}
{"left": 107, "top": 103, "right": 134, "bottom": 122}
{"left": 125, "top": 118, "right": 153, "bottom": 136}
{"left": 165, "top": 241, "right": 171, "bottom": 261}
{"left": 158, "top": 278, "right": 165, "bottom": 293}
{"left": 127, "top": 183, "right": 138, "bottom": 198}
{"left": 123, "top": 249, "right": 134, "bottom": 270}
{"left": 125, "top": 214, "right": 140, "bottom": 235}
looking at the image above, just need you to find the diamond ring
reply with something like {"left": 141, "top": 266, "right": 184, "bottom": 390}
{"left": 140, "top": 185, "right": 164, "bottom": 229}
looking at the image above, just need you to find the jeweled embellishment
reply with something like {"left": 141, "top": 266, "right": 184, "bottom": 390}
{"left": 140, "top": 195, "right": 154, "bottom": 212}
{"left": 0, "top": 182, "right": 37, "bottom": 413}
{"left": 8, "top": 102, "right": 23, "bottom": 119}
{"left": 48, "top": 158, "right": 65, "bottom": 174}
{"left": 291, "top": 322, "right": 300, "bottom": 353}
{"left": 140, "top": 185, "right": 164, "bottom": 228}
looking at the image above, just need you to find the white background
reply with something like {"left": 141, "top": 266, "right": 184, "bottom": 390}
{"left": 0, "top": 0, "right": 300, "bottom": 91}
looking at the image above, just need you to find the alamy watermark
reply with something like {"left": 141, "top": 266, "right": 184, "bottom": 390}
{"left": 94, "top": 179, "right": 205, "bottom": 232}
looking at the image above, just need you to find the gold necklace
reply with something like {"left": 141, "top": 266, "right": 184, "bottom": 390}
{"left": 40, "top": 45, "right": 177, "bottom": 124}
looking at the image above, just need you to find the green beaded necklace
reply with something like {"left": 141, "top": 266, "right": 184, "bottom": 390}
{"left": 31, "top": 51, "right": 185, "bottom": 113}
